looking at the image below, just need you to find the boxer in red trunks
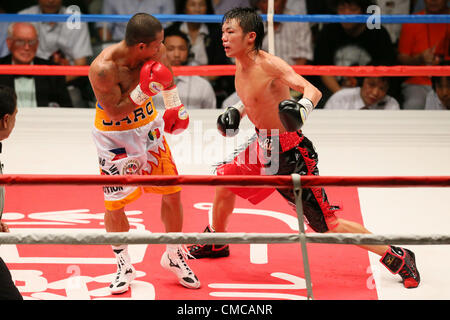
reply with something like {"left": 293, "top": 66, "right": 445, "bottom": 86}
{"left": 188, "top": 7, "right": 420, "bottom": 289}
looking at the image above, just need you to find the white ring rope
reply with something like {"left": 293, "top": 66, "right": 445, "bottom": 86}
{"left": 267, "top": 0, "right": 275, "bottom": 55}
{"left": 1, "top": 232, "right": 449, "bottom": 245}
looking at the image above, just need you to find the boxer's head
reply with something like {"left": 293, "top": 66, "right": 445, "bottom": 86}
{"left": 222, "top": 7, "right": 264, "bottom": 57}
{"left": 125, "top": 13, "right": 164, "bottom": 59}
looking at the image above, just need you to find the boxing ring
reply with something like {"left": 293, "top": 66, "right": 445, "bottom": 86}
{"left": 0, "top": 10, "right": 450, "bottom": 301}
{"left": 2, "top": 107, "right": 450, "bottom": 300}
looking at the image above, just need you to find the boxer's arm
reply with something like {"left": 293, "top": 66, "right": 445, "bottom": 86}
{"left": 88, "top": 61, "right": 138, "bottom": 121}
{"left": 152, "top": 44, "right": 189, "bottom": 134}
{"left": 263, "top": 55, "right": 322, "bottom": 106}
{"left": 156, "top": 44, "right": 175, "bottom": 87}
{"left": 262, "top": 55, "right": 322, "bottom": 131}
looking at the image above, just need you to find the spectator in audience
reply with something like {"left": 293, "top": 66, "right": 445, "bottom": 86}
{"left": 397, "top": 0, "right": 449, "bottom": 109}
{"left": 0, "top": 22, "right": 71, "bottom": 108}
{"left": 168, "top": 0, "right": 233, "bottom": 106}
{"left": 19, "top": 0, "right": 94, "bottom": 108}
{"left": 324, "top": 75, "right": 400, "bottom": 110}
{"left": 252, "top": 0, "right": 313, "bottom": 65}
{"left": 425, "top": 61, "right": 450, "bottom": 110}
{"left": 313, "top": 0, "right": 397, "bottom": 108}
{"left": 212, "top": 0, "right": 250, "bottom": 14}
{"left": 153, "top": 29, "right": 217, "bottom": 109}
{"left": 169, "top": 0, "right": 229, "bottom": 66}
{"left": 96, "top": 0, "right": 175, "bottom": 42}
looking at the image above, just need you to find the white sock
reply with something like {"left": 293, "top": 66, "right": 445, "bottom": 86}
{"left": 167, "top": 244, "right": 179, "bottom": 253}
{"left": 112, "top": 244, "right": 131, "bottom": 265}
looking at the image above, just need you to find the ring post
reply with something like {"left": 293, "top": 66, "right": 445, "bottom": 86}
{"left": 291, "top": 173, "right": 314, "bottom": 300}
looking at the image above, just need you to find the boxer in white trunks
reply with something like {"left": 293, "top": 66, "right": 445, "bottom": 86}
{"left": 89, "top": 13, "right": 199, "bottom": 294}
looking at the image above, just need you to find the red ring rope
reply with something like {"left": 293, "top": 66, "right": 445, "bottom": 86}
{"left": 0, "top": 65, "right": 449, "bottom": 77}
{"left": 0, "top": 174, "right": 449, "bottom": 188}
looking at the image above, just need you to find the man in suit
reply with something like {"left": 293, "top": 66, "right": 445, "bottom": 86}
{"left": 0, "top": 22, "right": 71, "bottom": 108}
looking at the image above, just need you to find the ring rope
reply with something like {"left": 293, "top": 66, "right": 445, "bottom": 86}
{"left": 1, "top": 174, "right": 449, "bottom": 187}
{"left": 0, "top": 13, "right": 449, "bottom": 24}
{"left": 1, "top": 232, "right": 449, "bottom": 245}
{"left": 3, "top": 174, "right": 448, "bottom": 300}
{"left": 0, "top": 65, "right": 449, "bottom": 77}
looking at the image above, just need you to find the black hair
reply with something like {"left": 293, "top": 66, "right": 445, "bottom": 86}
{"left": 329, "top": 0, "right": 375, "bottom": 13}
{"left": 163, "top": 27, "right": 192, "bottom": 64}
{"left": 222, "top": 7, "right": 265, "bottom": 51}
{"left": 125, "top": 13, "right": 163, "bottom": 46}
{"left": 431, "top": 60, "right": 450, "bottom": 90}
{"left": 164, "top": 27, "right": 191, "bottom": 47}
{"left": 0, "top": 85, "right": 17, "bottom": 118}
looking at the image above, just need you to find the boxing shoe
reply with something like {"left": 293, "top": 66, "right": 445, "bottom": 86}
{"left": 161, "top": 245, "right": 200, "bottom": 289}
{"left": 187, "top": 225, "right": 230, "bottom": 259}
{"left": 380, "top": 246, "right": 420, "bottom": 288}
{"left": 109, "top": 246, "right": 136, "bottom": 294}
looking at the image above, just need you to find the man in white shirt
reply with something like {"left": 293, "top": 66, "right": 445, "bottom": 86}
{"left": 324, "top": 76, "right": 400, "bottom": 110}
{"left": 152, "top": 29, "right": 217, "bottom": 109}
{"left": 97, "top": 0, "right": 175, "bottom": 42}
{"left": 19, "top": 1, "right": 92, "bottom": 67}
{"left": 254, "top": 0, "right": 313, "bottom": 65}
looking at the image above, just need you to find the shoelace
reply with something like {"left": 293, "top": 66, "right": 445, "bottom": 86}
{"left": 176, "top": 246, "right": 196, "bottom": 275}
{"left": 114, "top": 254, "right": 133, "bottom": 281}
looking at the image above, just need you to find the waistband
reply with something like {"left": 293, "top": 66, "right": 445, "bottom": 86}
{"left": 94, "top": 98, "right": 158, "bottom": 131}
{"left": 255, "top": 128, "right": 303, "bottom": 153}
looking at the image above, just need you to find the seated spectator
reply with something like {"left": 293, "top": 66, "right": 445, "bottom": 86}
{"left": 19, "top": 0, "right": 94, "bottom": 108}
{"left": 313, "top": 0, "right": 397, "bottom": 107}
{"left": 167, "top": 0, "right": 233, "bottom": 106}
{"left": 152, "top": 29, "right": 217, "bottom": 109}
{"left": 0, "top": 22, "right": 71, "bottom": 108}
{"left": 252, "top": 0, "right": 313, "bottom": 65}
{"left": 167, "top": 0, "right": 229, "bottom": 66}
{"left": 324, "top": 75, "right": 400, "bottom": 110}
{"left": 397, "top": 0, "right": 449, "bottom": 109}
{"left": 425, "top": 61, "right": 450, "bottom": 110}
{"left": 96, "top": 0, "right": 175, "bottom": 43}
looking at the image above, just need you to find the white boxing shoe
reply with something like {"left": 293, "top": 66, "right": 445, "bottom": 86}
{"left": 160, "top": 245, "right": 200, "bottom": 289}
{"left": 109, "top": 245, "right": 136, "bottom": 294}
{"left": 109, "top": 264, "right": 136, "bottom": 294}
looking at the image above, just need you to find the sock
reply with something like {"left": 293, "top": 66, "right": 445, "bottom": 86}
{"left": 167, "top": 244, "right": 179, "bottom": 252}
{"left": 112, "top": 244, "right": 131, "bottom": 266}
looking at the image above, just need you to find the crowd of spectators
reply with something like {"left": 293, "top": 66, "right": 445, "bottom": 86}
{"left": 0, "top": 0, "right": 447, "bottom": 110}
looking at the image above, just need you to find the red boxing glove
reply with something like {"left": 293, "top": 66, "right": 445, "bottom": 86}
{"left": 129, "top": 60, "right": 173, "bottom": 105}
{"left": 163, "top": 105, "right": 189, "bottom": 134}
{"left": 162, "top": 86, "right": 189, "bottom": 134}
